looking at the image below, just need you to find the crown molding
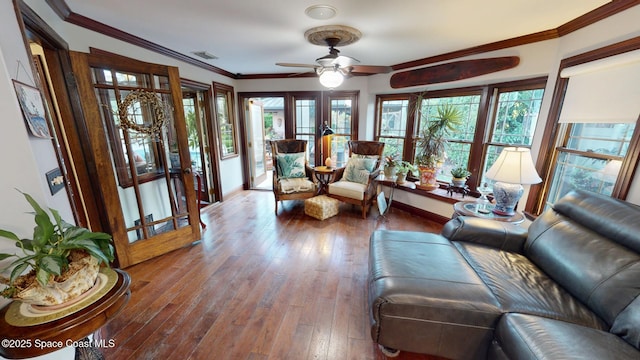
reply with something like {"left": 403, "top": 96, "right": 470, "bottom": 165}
{"left": 45, "top": 0, "right": 640, "bottom": 80}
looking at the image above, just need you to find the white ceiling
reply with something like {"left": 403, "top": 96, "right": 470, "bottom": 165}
{"left": 64, "top": 0, "right": 611, "bottom": 76}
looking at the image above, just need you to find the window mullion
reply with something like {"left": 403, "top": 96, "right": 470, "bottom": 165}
{"left": 469, "top": 87, "right": 492, "bottom": 189}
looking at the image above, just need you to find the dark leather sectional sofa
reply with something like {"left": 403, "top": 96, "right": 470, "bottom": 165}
{"left": 368, "top": 189, "right": 640, "bottom": 359}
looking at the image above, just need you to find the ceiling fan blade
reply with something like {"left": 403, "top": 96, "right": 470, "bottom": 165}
{"left": 288, "top": 69, "right": 315, "bottom": 77}
{"left": 276, "top": 62, "right": 319, "bottom": 69}
{"left": 390, "top": 56, "right": 520, "bottom": 88}
{"left": 350, "top": 65, "right": 392, "bottom": 74}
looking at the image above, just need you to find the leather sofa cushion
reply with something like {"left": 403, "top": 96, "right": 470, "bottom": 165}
{"left": 611, "top": 294, "right": 640, "bottom": 349}
{"left": 442, "top": 216, "right": 528, "bottom": 253}
{"left": 526, "top": 206, "right": 640, "bottom": 327}
{"left": 494, "top": 313, "right": 640, "bottom": 360}
{"left": 369, "top": 230, "right": 501, "bottom": 358}
{"left": 553, "top": 189, "right": 640, "bottom": 254}
{"left": 454, "top": 241, "right": 606, "bottom": 330}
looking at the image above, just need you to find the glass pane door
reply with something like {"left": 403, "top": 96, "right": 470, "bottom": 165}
{"left": 294, "top": 97, "right": 317, "bottom": 166}
{"left": 329, "top": 98, "right": 353, "bottom": 167}
{"left": 71, "top": 51, "right": 199, "bottom": 268}
{"left": 248, "top": 99, "right": 266, "bottom": 187}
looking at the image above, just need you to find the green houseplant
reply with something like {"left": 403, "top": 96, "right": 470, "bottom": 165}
{"left": 415, "top": 102, "right": 463, "bottom": 190}
{"left": 451, "top": 166, "right": 471, "bottom": 187}
{"left": 395, "top": 161, "right": 418, "bottom": 184}
{"left": 0, "top": 191, "right": 115, "bottom": 305}
{"left": 383, "top": 155, "right": 400, "bottom": 178}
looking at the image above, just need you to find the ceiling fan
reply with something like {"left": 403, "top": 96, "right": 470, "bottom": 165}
{"left": 276, "top": 25, "right": 391, "bottom": 86}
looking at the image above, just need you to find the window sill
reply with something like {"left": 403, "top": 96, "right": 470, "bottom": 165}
{"left": 378, "top": 179, "right": 476, "bottom": 204}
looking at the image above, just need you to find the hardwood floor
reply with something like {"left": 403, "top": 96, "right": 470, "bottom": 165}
{"left": 98, "top": 190, "right": 447, "bottom": 360}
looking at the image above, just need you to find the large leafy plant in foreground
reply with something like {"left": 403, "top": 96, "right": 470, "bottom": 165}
{"left": 0, "top": 191, "right": 114, "bottom": 297}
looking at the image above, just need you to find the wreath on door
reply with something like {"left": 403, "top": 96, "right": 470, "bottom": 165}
{"left": 117, "top": 90, "right": 167, "bottom": 136}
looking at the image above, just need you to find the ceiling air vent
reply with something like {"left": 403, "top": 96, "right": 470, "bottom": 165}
{"left": 191, "top": 51, "right": 218, "bottom": 60}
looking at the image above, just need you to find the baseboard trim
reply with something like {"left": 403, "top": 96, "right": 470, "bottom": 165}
{"left": 389, "top": 200, "right": 452, "bottom": 225}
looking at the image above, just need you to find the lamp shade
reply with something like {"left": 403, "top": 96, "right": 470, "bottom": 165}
{"left": 485, "top": 147, "right": 541, "bottom": 185}
{"left": 319, "top": 69, "right": 344, "bottom": 88}
{"left": 600, "top": 159, "right": 622, "bottom": 183}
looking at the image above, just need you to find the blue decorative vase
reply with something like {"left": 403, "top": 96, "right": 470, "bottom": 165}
{"left": 492, "top": 182, "right": 523, "bottom": 216}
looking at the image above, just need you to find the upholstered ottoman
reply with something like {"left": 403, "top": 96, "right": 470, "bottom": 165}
{"left": 305, "top": 195, "right": 340, "bottom": 220}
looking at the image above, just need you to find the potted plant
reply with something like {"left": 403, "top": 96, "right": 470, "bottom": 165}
{"left": 415, "top": 102, "right": 463, "bottom": 190}
{"left": 395, "top": 161, "right": 418, "bottom": 184}
{"left": 450, "top": 166, "right": 471, "bottom": 187}
{"left": 383, "top": 155, "right": 399, "bottom": 179}
{"left": 0, "top": 191, "right": 115, "bottom": 306}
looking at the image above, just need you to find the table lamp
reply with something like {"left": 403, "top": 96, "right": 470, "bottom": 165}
{"left": 484, "top": 147, "right": 541, "bottom": 216}
{"left": 320, "top": 122, "right": 334, "bottom": 167}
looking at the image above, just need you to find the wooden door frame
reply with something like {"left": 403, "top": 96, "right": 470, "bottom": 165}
{"left": 181, "top": 78, "right": 223, "bottom": 203}
{"left": 237, "top": 91, "right": 359, "bottom": 188}
{"left": 237, "top": 92, "right": 293, "bottom": 190}
{"left": 16, "top": 0, "right": 105, "bottom": 231}
{"left": 246, "top": 99, "right": 268, "bottom": 188}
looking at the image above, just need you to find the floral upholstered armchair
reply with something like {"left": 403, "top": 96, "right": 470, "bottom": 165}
{"left": 271, "top": 139, "right": 316, "bottom": 214}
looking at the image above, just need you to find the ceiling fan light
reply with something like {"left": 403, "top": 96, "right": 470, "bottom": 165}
{"left": 319, "top": 70, "right": 344, "bottom": 88}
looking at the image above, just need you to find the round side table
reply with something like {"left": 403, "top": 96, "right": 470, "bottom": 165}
{"left": 453, "top": 201, "right": 524, "bottom": 224}
{"left": 0, "top": 269, "right": 130, "bottom": 359}
{"left": 313, "top": 166, "right": 336, "bottom": 194}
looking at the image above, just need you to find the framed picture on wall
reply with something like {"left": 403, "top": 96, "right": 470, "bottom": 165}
{"left": 13, "top": 80, "right": 51, "bottom": 139}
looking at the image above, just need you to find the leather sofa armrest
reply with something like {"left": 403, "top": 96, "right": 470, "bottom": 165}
{"left": 441, "top": 216, "right": 528, "bottom": 253}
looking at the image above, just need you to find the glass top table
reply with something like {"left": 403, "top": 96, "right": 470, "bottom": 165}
{"left": 453, "top": 201, "right": 525, "bottom": 224}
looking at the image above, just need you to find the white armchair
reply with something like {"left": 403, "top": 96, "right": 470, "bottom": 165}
{"left": 327, "top": 140, "right": 385, "bottom": 218}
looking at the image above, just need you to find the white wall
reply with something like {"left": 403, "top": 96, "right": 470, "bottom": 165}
{"left": 0, "top": 2, "right": 76, "bottom": 358}
{"left": 21, "top": 0, "right": 246, "bottom": 197}
{"left": 0, "top": 3, "right": 71, "bottom": 246}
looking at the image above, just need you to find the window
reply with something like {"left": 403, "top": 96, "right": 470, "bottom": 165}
{"left": 481, "top": 86, "right": 545, "bottom": 185}
{"left": 375, "top": 78, "right": 546, "bottom": 190}
{"left": 213, "top": 82, "right": 237, "bottom": 159}
{"left": 377, "top": 96, "right": 409, "bottom": 161}
{"left": 415, "top": 93, "right": 482, "bottom": 184}
{"left": 92, "top": 67, "right": 173, "bottom": 187}
{"left": 294, "top": 96, "right": 318, "bottom": 166}
{"left": 324, "top": 91, "right": 359, "bottom": 168}
{"left": 236, "top": 91, "right": 358, "bottom": 170}
{"left": 531, "top": 40, "right": 640, "bottom": 214}
{"left": 543, "top": 123, "right": 635, "bottom": 210}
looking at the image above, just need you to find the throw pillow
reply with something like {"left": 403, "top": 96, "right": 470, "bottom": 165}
{"left": 352, "top": 154, "right": 380, "bottom": 165}
{"left": 276, "top": 152, "right": 306, "bottom": 179}
{"left": 344, "top": 156, "right": 377, "bottom": 184}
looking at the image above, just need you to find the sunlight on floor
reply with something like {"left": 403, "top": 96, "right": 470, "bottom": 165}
{"left": 255, "top": 170, "right": 273, "bottom": 190}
